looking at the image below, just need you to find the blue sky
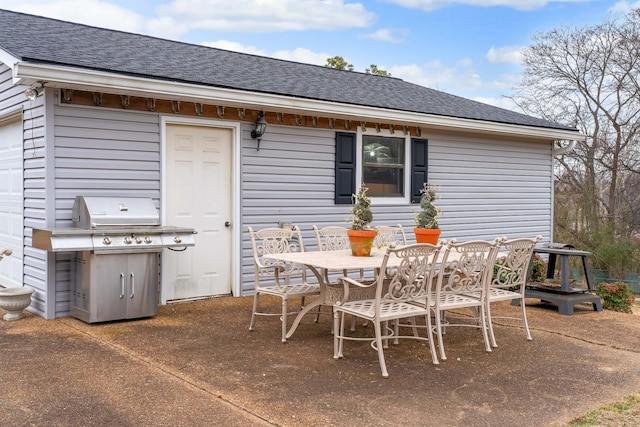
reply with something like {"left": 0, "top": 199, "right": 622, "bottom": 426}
{"left": 1, "top": 0, "right": 638, "bottom": 110}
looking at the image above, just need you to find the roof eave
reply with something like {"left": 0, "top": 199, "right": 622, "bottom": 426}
{"left": 0, "top": 47, "right": 20, "bottom": 73}
{"left": 14, "top": 61, "right": 582, "bottom": 141}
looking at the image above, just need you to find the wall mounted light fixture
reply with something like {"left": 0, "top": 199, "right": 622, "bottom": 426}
{"left": 24, "top": 86, "right": 42, "bottom": 101}
{"left": 251, "top": 111, "right": 267, "bottom": 151}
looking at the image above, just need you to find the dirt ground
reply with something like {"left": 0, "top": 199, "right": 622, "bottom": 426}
{"left": 565, "top": 300, "right": 640, "bottom": 427}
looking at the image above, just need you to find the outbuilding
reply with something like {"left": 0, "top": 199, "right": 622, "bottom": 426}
{"left": 0, "top": 9, "right": 579, "bottom": 319}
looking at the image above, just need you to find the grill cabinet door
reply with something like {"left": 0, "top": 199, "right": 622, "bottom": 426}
{"left": 125, "top": 253, "right": 159, "bottom": 319}
{"left": 72, "top": 252, "right": 159, "bottom": 323}
{"left": 93, "top": 254, "right": 129, "bottom": 322}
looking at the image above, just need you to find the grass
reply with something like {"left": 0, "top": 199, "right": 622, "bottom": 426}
{"left": 567, "top": 394, "right": 640, "bottom": 426}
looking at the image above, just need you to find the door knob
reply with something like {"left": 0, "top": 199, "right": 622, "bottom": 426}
{"left": 224, "top": 221, "right": 232, "bottom": 228}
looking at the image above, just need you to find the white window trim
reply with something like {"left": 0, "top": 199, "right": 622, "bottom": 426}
{"left": 356, "top": 127, "right": 411, "bottom": 205}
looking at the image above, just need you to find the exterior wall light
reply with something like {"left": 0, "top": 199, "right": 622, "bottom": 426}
{"left": 251, "top": 111, "right": 267, "bottom": 151}
{"left": 24, "top": 86, "right": 42, "bottom": 101}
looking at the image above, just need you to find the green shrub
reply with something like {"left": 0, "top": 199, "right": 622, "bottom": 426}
{"left": 595, "top": 282, "right": 636, "bottom": 313}
{"left": 528, "top": 255, "right": 546, "bottom": 283}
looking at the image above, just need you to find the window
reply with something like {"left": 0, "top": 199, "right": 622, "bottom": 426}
{"left": 335, "top": 132, "right": 428, "bottom": 205}
{"left": 362, "top": 135, "right": 405, "bottom": 198}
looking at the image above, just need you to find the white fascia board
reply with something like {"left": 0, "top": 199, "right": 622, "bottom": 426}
{"left": 14, "top": 61, "right": 582, "bottom": 141}
{"left": 0, "top": 48, "right": 20, "bottom": 75}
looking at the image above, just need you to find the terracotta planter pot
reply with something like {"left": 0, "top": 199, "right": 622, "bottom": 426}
{"left": 347, "top": 229, "right": 377, "bottom": 256}
{"left": 414, "top": 227, "right": 441, "bottom": 244}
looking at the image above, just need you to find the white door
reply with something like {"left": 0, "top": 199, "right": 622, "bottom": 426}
{"left": 0, "top": 117, "right": 23, "bottom": 288}
{"left": 164, "top": 124, "right": 232, "bottom": 300}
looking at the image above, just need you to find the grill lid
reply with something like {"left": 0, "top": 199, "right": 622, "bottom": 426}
{"left": 72, "top": 196, "right": 160, "bottom": 228}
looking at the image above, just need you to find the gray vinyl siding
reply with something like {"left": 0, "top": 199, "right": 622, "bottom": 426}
{"left": 0, "top": 63, "right": 49, "bottom": 318}
{"left": 49, "top": 104, "right": 161, "bottom": 317}
{"left": 239, "top": 126, "right": 553, "bottom": 295}
{"left": 429, "top": 132, "right": 553, "bottom": 240}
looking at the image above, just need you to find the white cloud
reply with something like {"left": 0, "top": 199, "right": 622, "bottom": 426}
{"left": 380, "top": 0, "right": 591, "bottom": 12}
{"left": 150, "top": 0, "right": 377, "bottom": 35}
{"left": 0, "top": 0, "right": 377, "bottom": 39}
{"left": 201, "top": 41, "right": 331, "bottom": 66}
{"left": 201, "top": 40, "right": 268, "bottom": 56}
{"left": 361, "top": 28, "right": 409, "bottom": 43}
{"left": 610, "top": 1, "right": 640, "bottom": 13}
{"left": 0, "top": 0, "right": 146, "bottom": 32}
{"left": 388, "top": 59, "right": 483, "bottom": 92}
{"left": 272, "top": 48, "right": 332, "bottom": 66}
{"left": 486, "top": 45, "right": 524, "bottom": 65}
{"left": 386, "top": 58, "right": 524, "bottom": 111}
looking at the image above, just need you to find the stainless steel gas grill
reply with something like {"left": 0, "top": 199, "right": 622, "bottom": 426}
{"left": 33, "top": 196, "right": 196, "bottom": 323}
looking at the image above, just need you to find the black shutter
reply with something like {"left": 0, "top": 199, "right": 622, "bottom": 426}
{"left": 335, "top": 132, "right": 356, "bottom": 204}
{"left": 411, "top": 138, "right": 429, "bottom": 203}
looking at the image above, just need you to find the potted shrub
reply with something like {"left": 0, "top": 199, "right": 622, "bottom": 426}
{"left": 414, "top": 182, "right": 441, "bottom": 244}
{"left": 347, "top": 184, "right": 377, "bottom": 256}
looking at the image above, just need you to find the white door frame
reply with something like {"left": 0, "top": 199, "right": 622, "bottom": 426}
{"left": 0, "top": 107, "right": 24, "bottom": 289}
{"left": 160, "top": 116, "right": 242, "bottom": 303}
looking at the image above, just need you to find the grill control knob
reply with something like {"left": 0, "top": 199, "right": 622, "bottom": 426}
{"left": 135, "top": 236, "right": 143, "bottom": 244}
{"left": 124, "top": 236, "right": 133, "bottom": 244}
{"left": 144, "top": 236, "right": 152, "bottom": 244}
{"left": 174, "top": 236, "right": 182, "bottom": 244}
{"left": 103, "top": 237, "right": 112, "bottom": 245}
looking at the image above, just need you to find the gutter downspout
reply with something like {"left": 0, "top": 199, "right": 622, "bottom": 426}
{"left": 552, "top": 139, "right": 577, "bottom": 155}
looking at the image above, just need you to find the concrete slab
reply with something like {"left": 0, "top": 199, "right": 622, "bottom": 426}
{"left": 1, "top": 297, "right": 639, "bottom": 426}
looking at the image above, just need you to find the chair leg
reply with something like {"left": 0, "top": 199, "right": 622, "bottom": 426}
{"left": 249, "top": 292, "right": 260, "bottom": 331}
{"left": 281, "top": 298, "right": 288, "bottom": 343}
{"left": 374, "top": 321, "right": 389, "bottom": 378}
{"left": 435, "top": 308, "right": 447, "bottom": 361}
{"left": 382, "top": 321, "right": 390, "bottom": 348}
{"left": 334, "top": 311, "right": 347, "bottom": 359}
{"left": 314, "top": 303, "right": 322, "bottom": 323}
{"left": 486, "top": 301, "right": 498, "bottom": 348}
{"left": 426, "top": 313, "right": 439, "bottom": 365}
{"left": 333, "top": 310, "right": 341, "bottom": 359}
{"left": 520, "top": 297, "right": 532, "bottom": 340}
{"left": 338, "top": 312, "right": 347, "bottom": 358}
{"left": 479, "top": 305, "right": 492, "bottom": 353}
{"left": 393, "top": 319, "right": 400, "bottom": 345}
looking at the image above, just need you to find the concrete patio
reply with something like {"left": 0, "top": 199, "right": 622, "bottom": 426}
{"left": 1, "top": 296, "right": 639, "bottom": 426}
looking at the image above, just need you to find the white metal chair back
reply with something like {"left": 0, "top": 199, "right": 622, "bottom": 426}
{"left": 313, "top": 225, "right": 350, "bottom": 251}
{"left": 493, "top": 237, "right": 541, "bottom": 291}
{"left": 374, "top": 244, "right": 439, "bottom": 305}
{"left": 249, "top": 226, "right": 306, "bottom": 286}
{"left": 374, "top": 224, "right": 407, "bottom": 248}
{"left": 437, "top": 239, "right": 502, "bottom": 295}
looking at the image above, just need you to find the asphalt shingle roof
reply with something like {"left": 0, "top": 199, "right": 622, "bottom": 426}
{"left": 0, "top": 9, "right": 575, "bottom": 132}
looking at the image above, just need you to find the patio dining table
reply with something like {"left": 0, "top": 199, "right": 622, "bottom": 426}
{"left": 263, "top": 247, "right": 402, "bottom": 340}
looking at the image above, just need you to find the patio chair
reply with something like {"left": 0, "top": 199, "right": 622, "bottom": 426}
{"left": 313, "top": 225, "right": 367, "bottom": 330}
{"left": 426, "top": 238, "right": 502, "bottom": 363}
{"left": 374, "top": 224, "right": 407, "bottom": 248}
{"left": 333, "top": 243, "right": 443, "bottom": 378}
{"left": 248, "top": 226, "right": 320, "bottom": 343}
{"left": 486, "top": 235, "right": 542, "bottom": 347}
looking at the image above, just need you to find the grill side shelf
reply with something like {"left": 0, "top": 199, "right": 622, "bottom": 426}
{"left": 32, "top": 228, "right": 94, "bottom": 252}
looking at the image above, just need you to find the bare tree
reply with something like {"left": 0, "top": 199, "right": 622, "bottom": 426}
{"left": 513, "top": 9, "right": 640, "bottom": 243}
